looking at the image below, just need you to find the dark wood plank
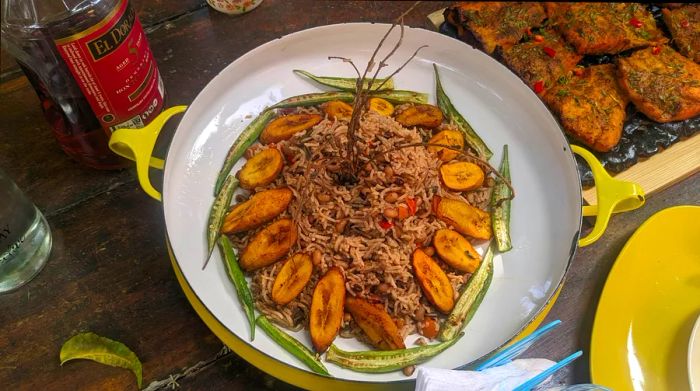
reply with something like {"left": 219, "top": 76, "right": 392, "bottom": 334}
{"left": 172, "top": 352, "right": 302, "bottom": 391}
{"left": 132, "top": 0, "right": 207, "bottom": 26}
{"left": 0, "top": 184, "right": 227, "bottom": 391}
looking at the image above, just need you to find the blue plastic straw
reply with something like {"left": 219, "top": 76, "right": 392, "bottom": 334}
{"left": 512, "top": 350, "right": 583, "bottom": 391}
{"left": 475, "top": 319, "right": 562, "bottom": 371}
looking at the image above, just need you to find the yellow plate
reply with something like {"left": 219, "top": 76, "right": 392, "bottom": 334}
{"left": 591, "top": 205, "right": 700, "bottom": 391}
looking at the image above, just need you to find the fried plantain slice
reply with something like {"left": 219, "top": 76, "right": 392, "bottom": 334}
{"left": 260, "top": 113, "right": 322, "bottom": 144}
{"left": 323, "top": 100, "right": 353, "bottom": 121}
{"left": 237, "top": 148, "right": 284, "bottom": 190}
{"left": 367, "top": 97, "right": 394, "bottom": 116}
{"left": 433, "top": 229, "right": 481, "bottom": 273}
{"left": 412, "top": 249, "right": 455, "bottom": 314}
{"left": 345, "top": 296, "right": 405, "bottom": 350}
{"left": 221, "top": 188, "right": 293, "bottom": 234}
{"left": 394, "top": 104, "right": 444, "bottom": 128}
{"left": 271, "top": 253, "right": 314, "bottom": 305}
{"left": 434, "top": 197, "right": 492, "bottom": 240}
{"left": 439, "top": 161, "right": 485, "bottom": 191}
{"left": 309, "top": 267, "right": 345, "bottom": 353}
{"left": 239, "top": 218, "right": 297, "bottom": 271}
{"left": 428, "top": 130, "right": 464, "bottom": 162}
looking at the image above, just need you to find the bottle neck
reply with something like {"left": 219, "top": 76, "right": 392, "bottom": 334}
{"left": 1, "top": 0, "right": 122, "bottom": 33}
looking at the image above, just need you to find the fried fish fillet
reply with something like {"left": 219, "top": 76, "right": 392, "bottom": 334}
{"left": 445, "top": 2, "right": 546, "bottom": 54}
{"left": 546, "top": 3, "right": 667, "bottom": 55}
{"left": 662, "top": 5, "right": 700, "bottom": 63}
{"left": 617, "top": 45, "right": 700, "bottom": 122}
{"left": 544, "top": 64, "right": 629, "bottom": 152}
{"left": 498, "top": 28, "right": 582, "bottom": 94}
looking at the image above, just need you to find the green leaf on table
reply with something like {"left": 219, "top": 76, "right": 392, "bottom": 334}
{"left": 59, "top": 332, "right": 142, "bottom": 388}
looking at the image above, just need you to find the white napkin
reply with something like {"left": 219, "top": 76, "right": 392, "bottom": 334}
{"left": 415, "top": 358, "right": 556, "bottom": 391}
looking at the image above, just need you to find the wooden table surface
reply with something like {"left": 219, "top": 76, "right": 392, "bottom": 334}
{"left": 1, "top": 1, "right": 698, "bottom": 390}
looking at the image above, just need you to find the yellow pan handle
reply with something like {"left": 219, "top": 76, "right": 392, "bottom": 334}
{"left": 572, "top": 145, "right": 645, "bottom": 247}
{"left": 108, "top": 106, "right": 188, "bottom": 201}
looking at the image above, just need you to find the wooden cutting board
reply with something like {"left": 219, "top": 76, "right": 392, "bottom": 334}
{"left": 427, "top": 8, "right": 700, "bottom": 205}
{"left": 582, "top": 133, "right": 700, "bottom": 204}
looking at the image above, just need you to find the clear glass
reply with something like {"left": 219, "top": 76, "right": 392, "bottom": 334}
{"left": 0, "top": 169, "right": 52, "bottom": 293}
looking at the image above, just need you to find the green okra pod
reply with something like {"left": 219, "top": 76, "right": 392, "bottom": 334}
{"left": 206, "top": 176, "right": 238, "bottom": 261}
{"left": 372, "top": 89, "right": 428, "bottom": 105}
{"left": 491, "top": 145, "right": 512, "bottom": 252}
{"left": 214, "top": 109, "right": 275, "bottom": 196}
{"left": 438, "top": 244, "right": 494, "bottom": 341}
{"left": 294, "top": 69, "right": 394, "bottom": 91}
{"left": 219, "top": 236, "right": 256, "bottom": 341}
{"left": 325, "top": 333, "right": 463, "bottom": 373}
{"left": 269, "top": 91, "right": 355, "bottom": 109}
{"left": 256, "top": 315, "right": 331, "bottom": 376}
{"left": 434, "top": 64, "right": 493, "bottom": 159}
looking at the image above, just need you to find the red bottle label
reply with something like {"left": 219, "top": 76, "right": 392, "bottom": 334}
{"left": 54, "top": 0, "right": 164, "bottom": 132}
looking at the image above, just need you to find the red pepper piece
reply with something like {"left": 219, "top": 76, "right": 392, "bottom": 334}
{"left": 534, "top": 80, "right": 545, "bottom": 94}
{"left": 398, "top": 205, "right": 410, "bottom": 220}
{"left": 406, "top": 198, "right": 417, "bottom": 216}
{"left": 379, "top": 219, "right": 393, "bottom": 229}
{"left": 573, "top": 67, "right": 585, "bottom": 77}
{"left": 406, "top": 200, "right": 417, "bottom": 216}
{"left": 533, "top": 34, "right": 544, "bottom": 43}
{"left": 652, "top": 46, "right": 661, "bottom": 55}
{"left": 543, "top": 46, "right": 556, "bottom": 58}
{"left": 681, "top": 19, "right": 690, "bottom": 28}
{"left": 629, "top": 17, "right": 643, "bottom": 28}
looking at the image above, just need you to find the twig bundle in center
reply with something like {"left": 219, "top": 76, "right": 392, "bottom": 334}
{"left": 329, "top": 1, "right": 426, "bottom": 183}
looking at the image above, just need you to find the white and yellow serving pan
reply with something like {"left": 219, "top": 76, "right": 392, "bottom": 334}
{"left": 109, "top": 23, "right": 644, "bottom": 389}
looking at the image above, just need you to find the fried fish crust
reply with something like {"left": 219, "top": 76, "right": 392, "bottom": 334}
{"left": 544, "top": 64, "right": 629, "bottom": 152}
{"left": 546, "top": 3, "right": 667, "bottom": 55}
{"left": 445, "top": 2, "right": 546, "bottom": 54}
{"left": 617, "top": 45, "right": 700, "bottom": 122}
{"left": 498, "top": 28, "right": 582, "bottom": 94}
{"left": 662, "top": 5, "right": 700, "bottom": 63}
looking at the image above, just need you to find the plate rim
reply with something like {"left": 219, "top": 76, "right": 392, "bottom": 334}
{"left": 161, "top": 22, "right": 582, "bottom": 385}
